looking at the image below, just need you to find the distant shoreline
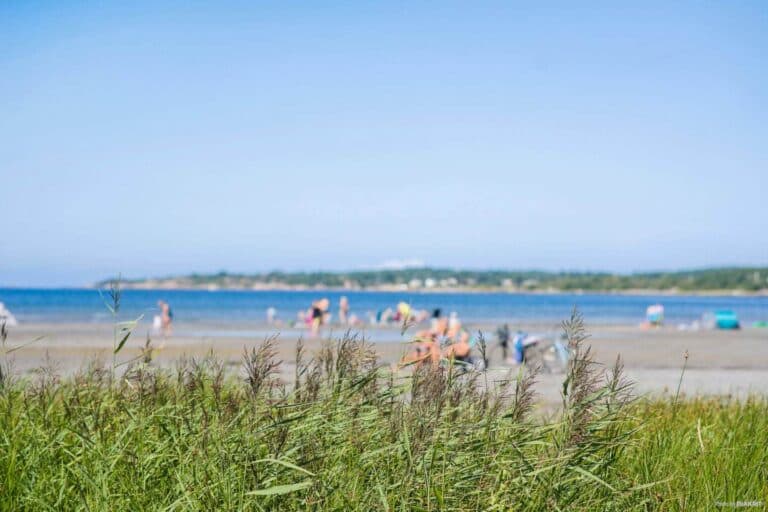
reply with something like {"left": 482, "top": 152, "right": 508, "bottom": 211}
{"left": 88, "top": 283, "right": 768, "bottom": 297}
{"left": 89, "top": 267, "right": 768, "bottom": 296}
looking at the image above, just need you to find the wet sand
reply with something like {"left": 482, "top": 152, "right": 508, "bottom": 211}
{"left": 5, "top": 322, "right": 768, "bottom": 406}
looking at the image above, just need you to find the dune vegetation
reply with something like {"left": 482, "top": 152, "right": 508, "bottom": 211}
{"left": 0, "top": 313, "right": 766, "bottom": 511}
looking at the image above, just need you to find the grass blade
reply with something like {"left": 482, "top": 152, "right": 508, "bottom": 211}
{"left": 246, "top": 480, "right": 313, "bottom": 496}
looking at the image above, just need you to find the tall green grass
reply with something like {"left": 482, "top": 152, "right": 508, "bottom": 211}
{"left": 0, "top": 314, "right": 765, "bottom": 510}
{"left": 625, "top": 398, "right": 768, "bottom": 510}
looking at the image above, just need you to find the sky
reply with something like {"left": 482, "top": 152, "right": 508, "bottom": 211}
{"left": 1, "top": 1, "right": 767, "bottom": 286}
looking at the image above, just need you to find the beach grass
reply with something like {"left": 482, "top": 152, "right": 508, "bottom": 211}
{"left": 0, "top": 316, "right": 766, "bottom": 510}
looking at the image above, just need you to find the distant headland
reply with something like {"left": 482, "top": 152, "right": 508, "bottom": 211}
{"left": 96, "top": 267, "right": 768, "bottom": 294}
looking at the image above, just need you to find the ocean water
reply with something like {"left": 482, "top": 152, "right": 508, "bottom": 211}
{"left": 1, "top": 288, "right": 767, "bottom": 326}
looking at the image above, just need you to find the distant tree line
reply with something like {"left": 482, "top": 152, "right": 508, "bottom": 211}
{"left": 105, "top": 267, "right": 768, "bottom": 292}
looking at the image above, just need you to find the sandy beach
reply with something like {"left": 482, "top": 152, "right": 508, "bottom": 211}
{"left": 5, "top": 321, "right": 768, "bottom": 406}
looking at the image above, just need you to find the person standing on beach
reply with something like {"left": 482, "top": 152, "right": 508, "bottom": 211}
{"left": 339, "top": 296, "right": 350, "bottom": 326}
{"left": 310, "top": 298, "right": 329, "bottom": 337}
{"left": 158, "top": 300, "right": 173, "bottom": 336}
{"left": 266, "top": 306, "right": 277, "bottom": 325}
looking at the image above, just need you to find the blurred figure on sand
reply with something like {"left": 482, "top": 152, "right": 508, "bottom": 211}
{"left": 157, "top": 300, "right": 173, "bottom": 337}
{"left": 395, "top": 301, "right": 411, "bottom": 323}
{"left": 339, "top": 296, "right": 350, "bottom": 326}
{"left": 266, "top": 306, "right": 277, "bottom": 325}
{"left": 643, "top": 304, "right": 664, "bottom": 328}
{"left": 430, "top": 308, "right": 442, "bottom": 330}
{"left": 309, "top": 298, "right": 330, "bottom": 337}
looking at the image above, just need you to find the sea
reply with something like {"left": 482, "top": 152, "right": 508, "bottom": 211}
{"left": 2, "top": 288, "right": 767, "bottom": 327}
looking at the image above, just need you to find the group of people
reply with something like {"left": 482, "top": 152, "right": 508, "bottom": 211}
{"left": 282, "top": 296, "right": 457, "bottom": 336}
{"left": 285, "top": 297, "right": 481, "bottom": 362}
{"left": 401, "top": 310, "right": 481, "bottom": 368}
{"left": 292, "top": 296, "right": 364, "bottom": 336}
{"left": 372, "top": 302, "right": 431, "bottom": 326}
{"left": 283, "top": 298, "right": 447, "bottom": 338}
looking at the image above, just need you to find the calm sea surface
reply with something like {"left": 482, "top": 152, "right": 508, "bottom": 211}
{"left": 2, "top": 288, "right": 767, "bottom": 326}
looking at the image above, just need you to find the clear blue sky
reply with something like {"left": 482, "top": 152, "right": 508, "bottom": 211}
{"left": 1, "top": 1, "right": 766, "bottom": 286}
